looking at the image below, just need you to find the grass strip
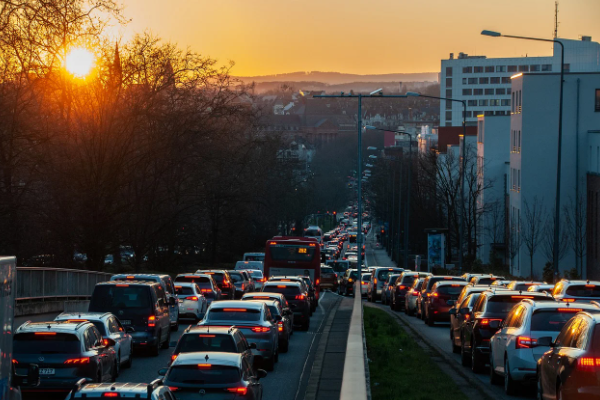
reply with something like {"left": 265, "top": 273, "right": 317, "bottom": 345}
{"left": 364, "top": 307, "right": 468, "bottom": 400}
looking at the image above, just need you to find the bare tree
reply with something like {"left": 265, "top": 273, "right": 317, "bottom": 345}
{"left": 522, "top": 197, "right": 545, "bottom": 280}
{"left": 541, "top": 207, "right": 569, "bottom": 268}
{"left": 565, "top": 194, "right": 586, "bottom": 277}
{"left": 508, "top": 212, "right": 522, "bottom": 275}
{"left": 485, "top": 200, "right": 506, "bottom": 261}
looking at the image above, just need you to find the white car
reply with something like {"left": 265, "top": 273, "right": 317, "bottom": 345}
{"left": 235, "top": 260, "right": 264, "bottom": 272}
{"left": 246, "top": 269, "right": 265, "bottom": 290}
{"left": 489, "top": 300, "right": 600, "bottom": 394}
{"left": 54, "top": 312, "right": 133, "bottom": 373}
{"left": 360, "top": 273, "right": 371, "bottom": 296}
{"left": 174, "top": 282, "right": 209, "bottom": 321}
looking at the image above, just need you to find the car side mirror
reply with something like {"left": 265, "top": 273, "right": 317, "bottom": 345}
{"left": 158, "top": 368, "right": 168, "bottom": 376}
{"left": 249, "top": 342, "right": 257, "bottom": 349}
{"left": 257, "top": 369, "right": 268, "bottom": 380}
{"left": 536, "top": 336, "right": 553, "bottom": 347}
{"left": 449, "top": 308, "right": 457, "bottom": 315}
{"left": 488, "top": 320, "right": 501, "bottom": 330}
{"left": 102, "top": 338, "right": 116, "bottom": 347}
{"left": 126, "top": 326, "right": 135, "bottom": 333}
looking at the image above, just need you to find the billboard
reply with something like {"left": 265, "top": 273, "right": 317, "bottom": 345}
{"left": 427, "top": 232, "right": 445, "bottom": 270}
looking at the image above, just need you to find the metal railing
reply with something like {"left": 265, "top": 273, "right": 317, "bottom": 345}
{"left": 16, "top": 267, "right": 112, "bottom": 301}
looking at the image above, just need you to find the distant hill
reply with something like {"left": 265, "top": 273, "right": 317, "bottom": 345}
{"left": 237, "top": 71, "right": 438, "bottom": 85}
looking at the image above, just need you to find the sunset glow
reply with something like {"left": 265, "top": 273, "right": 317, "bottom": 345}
{"left": 65, "top": 48, "right": 95, "bottom": 78}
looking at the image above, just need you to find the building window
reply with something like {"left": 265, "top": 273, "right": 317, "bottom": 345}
{"left": 445, "top": 111, "right": 452, "bottom": 121}
{"left": 462, "top": 78, "right": 467, "bottom": 84}
{"left": 495, "top": 110, "right": 505, "bottom": 116}
{"left": 595, "top": 89, "right": 600, "bottom": 112}
{"left": 518, "top": 130, "right": 521, "bottom": 153}
{"left": 518, "top": 65, "right": 529, "bottom": 72}
{"left": 490, "top": 77, "right": 500, "bottom": 84}
{"left": 530, "top": 65, "right": 540, "bottom": 72}
{"left": 496, "top": 88, "right": 506, "bottom": 95}
{"left": 463, "top": 66, "right": 473, "bottom": 73}
{"left": 508, "top": 65, "right": 518, "bottom": 72}
{"left": 564, "top": 64, "right": 571, "bottom": 72}
{"left": 473, "top": 89, "right": 483, "bottom": 95}
{"left": 479, "top": 99, "right": 488, "bottom": 106}
{"left": 542, "top": 64, "right": 552, "bottom": 71}
{"left": 479, "top": 77, "right": 489, "bottom": 84}
{"left": 446, "top": 89, "right": 452, "bottom": 98}
{"left": 485, "top": 66, "right": 495, "bottom": 73}
{"left": 484, "top": 110, "right": 494, "bottom": 116}
{"left": 502, "top": 77, "right": 511, "bottom": 84}
{"left": 501, "top": 99, "right": 511, "bottom": 106}
{"left": 468, "top": 78, "right": 478, "bottom": 84}
{"left": 507, "top": 88, "right": 512, "bottom": 95}
{"left": 472, "top": 110, "right": 481, "bottom": 117}
{"left": 474, "top": 66, "right": 484, "bottom": 73}
{"left": 462, "top": 89, "right": 472, "bottom": 95}
{"left": 517, "top": 169, "right": 521, "bottom": 192}
{"left": 467, "top": 100, "right": 477, "bottom": 106}
{"left": 446, "top": 98, "right": 452, "bottom": 110}
{"left": 446, "top": 78, "right": 453, "bottom": 87}
{"left": 512, "top": 93, "right": 515, "bottom": 112}
{"left": 463, "top": 111, "right": 472, "bottom": 118}
{"left": 496, "top": 66, "right": 507, "bottom": 72}
{"left": 485, "top": 88, "right": 494, "bottom": 95}
{"left": 490, "top": 99, "right": 501, "bottom": 106}
{"left": 446, "top": 67, "right": 453, "bottom": 77}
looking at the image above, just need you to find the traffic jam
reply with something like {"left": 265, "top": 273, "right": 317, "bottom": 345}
{"left": 11, "top": 233, "right": 338, "bottom": 400}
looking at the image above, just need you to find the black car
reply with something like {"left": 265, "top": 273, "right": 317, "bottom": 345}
{"left": 229, "top": 271, "right": 252, "bottom": 299}
{"left": 339, "top": 269, "right": 359, "bottom": 296}
{"left": 88, "top": 280, "right": 172, "bottom": 356}
{"left": 200, "top": 270, "right": 236, "bottom": 300}
{"left": 249, "top": 299, "right": 292, "bottom": 352}
{"left": 263, "top": 281, "right": 310, "bottom": 331}
{"left": 459, "top": 290, "right": 553, "bottom": 373}
{"left": 390, "top": 272, "right": 431, "bottom": 311}
{"left": 14, "top": 321, "right": 118, "bottom": 393}
{"left": 416, "top": 276, "right": 466, "bottom": 320}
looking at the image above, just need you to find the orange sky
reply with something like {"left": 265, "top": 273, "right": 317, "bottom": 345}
{"left": 113, "top": 0, "right": 600, "bottom": 76}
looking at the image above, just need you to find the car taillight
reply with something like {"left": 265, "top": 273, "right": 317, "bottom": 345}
{"left": 399, "top": 285, "right": 406, "bottom": 290}
{"left": 578, "top": 357, "right": 600, "bottom": 370}
{"left": 251, "top": 327, "right": 270, "bottom": 333}
{"left": 278, "top": 321, "right": 283, "bottom": 332}
{"left": 361, "top": 281, "right": 367, "bottom": 285}
{"left": 227, "top": 388, "right": 248, "bottom": 395}
{"left": 171, "top": 354, "right": 177, "bottom": 361}
{"left": 241, "top": 283, "right": 245, "bottom": 290}
{"left": 102, "top": 393, "right": 119, "bottom": 398}
{"left": 222, "top": 282, "right": 230, "bottom": 288}
{"left": 200, "top": 288, "right": 212, "bottom": 293}
{"left": 562, "top": 298, "right": 575, "bottom": 303}
{"left": 374, "top": 278, "right": 378, "bottom": 284}
{"left": 12, "top": 359, "right": 18, "bottom": 364}
{"left": 412, "top": 291, "right": 419, "bottom": 296}
{"left": 295, "top": 294, "right": 305, "bottom": 300}
{"left": 186, "top": 296, "right": 198, "bottom": 301}
{"left": 479, "top": 318, "right": 502, "bottom": 327}
{"left": 148, "top": 315, "right": 156, "bottom": 327}
{"left": 432, "top": 292, "right": 439, "bottom": 297}
{"left": 516, "top": 336, "right": 538, "bottom": 349}
{"left": 316, "top": 279, "right": 320, "bottom": 285}
{"left": 168, "top": 387, "right": 179, "bottom": 392}
{"left": 64, "top": 357, "right": 90, "bottom": 364}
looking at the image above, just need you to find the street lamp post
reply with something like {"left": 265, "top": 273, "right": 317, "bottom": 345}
{"left": 481, "top": 30, "right": 565, "bottom": 280}
{"left": 406, "top": 92, "right": 467, "bottom": 271}
{"left": 313, "top": 91, "right": 408, "bottom": 279}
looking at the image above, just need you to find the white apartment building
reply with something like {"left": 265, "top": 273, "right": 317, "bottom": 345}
{"left": 440, "top": 37, "right": 600, "bottom": 127}
{"left": 476, "top": 115, "right": 510, "bottom": 264}
{"left": 509, "top": 72, "right": 600, "bottom": 279}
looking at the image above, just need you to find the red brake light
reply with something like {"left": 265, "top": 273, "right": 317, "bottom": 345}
{"left": 562, "top": 298, "right": 575, "bottom": 303}
{"left": 316, "top": 279, "right": 320, "bottom": 285}
{"left": 197, "top": 363, "right": 212, "bottom": 368}
{"left": 586, "top": 285, "right": 596, "bottom": 288}
{"left": 295, "top": 294, "right": 305, "bottom": 300}
{"left": 102, "top": 393, "right": 119, "bottom": 398}
{"left": 479, "top": 318, "right": 502, "bottom": 326}
{"left": 443, "top": 277, "right": 453, "bottom": 280}
{"left": 12, "top": 359, "right": 18, "bottom": 364}
{"left": 432, "top": 292, "right": 439, "bottom": 297}
{"left": 34, "top": 332, "right": 56, "bottom": 335}
{"left": 186, "top": 296, "right": 199, "bottom": 301}
{"left": 374, "top": 278, "right": 378, "bottom": 284}
{"left": 199, "top": 334, "right": 216, "bottom": 337}
{"left": 148, "top": 315, "right": 156, "bottom": 327}
{"left": 412, "top": 291, "right": 419, "bottom": 296}
{"left": 222, "top": 308, "right": 246, "bottom": 312}
{"left": 200, "top": 289, "right": 212, "bottom": 293}
{"left": 269, "top": 242, "right": 277, "bottom": 245}
{"left": 227, "top": 388, "right": 248, "bottom": 395}
{"left": 278, "top": 321, "right": 283, "bottom": 332}
{"left": 126, "top": 276, "right": 135, "bottom": 279}
{"left": 168, "top": 387, "right": 179, "bottom": 392}
{"left": 558, "top": 308, "right": 582, "bottom": 312}
{"left": 516, "top": 336, "right": 537, "bottom": 349}
{"left": 277, "top": 285, "right": 286, "bottom": 288}
{"left": 171, "top": 354, "right": 177, "bottom": 361}
{"left": 251, "top": 327, "right": 270, "bottom": 333}
{"left": 578, "top": 357, "right": 600, "bottom": 370}
{"left": 64, "top": 357, "right": 90, "bottom": 364}
{"left": 399, "top": 285, "right": 406, "bottom": 290}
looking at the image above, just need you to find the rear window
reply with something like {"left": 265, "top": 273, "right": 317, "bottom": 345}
{"left": 209, "top": 308, "right": 261, "bottom": 322}
{"left": 177, "top": 334, "right": 236, "bottom": 353}
{"left": 249, "top": 271, "right": 263, "bottom": 279}
{"left": 229, "top": 273, "right": 243, "bottom": 282}
{"left": 175, "top": 286, "right": 195, "bottom": 296}
{"left": 565, "top": 285, "right": 600, "bottom": 297}
{"left": 477, "top": 278, "right": 498, "bottom": 285}
{"left": 436, "top": 285, "right": 465, "bottom": 296}
{"left": 206, "top": 273, "right": 225, "bottom": 284}
{"left": 377, "top": 269, "right": 402, "bottom": 281}
{"left": 321, "top": 267, "right": 334, "bottom": 274}
{"left": 511, "top": 282, "right": 536, "bottom": 291}
{"left": 89, "top": 285, "right": 152, "bottom": 312}
{"left": 328, "top": 262, "right": 349, "bottom": 273}
{"left": 485, "top": 296, "right": 544, "bottom": 314}
{"left": 175, "top": 276, "right": 210, "bottom": 284}
{"left": 267, "top": 305, "right": 281, "bottom": 316}
{"left": 14, "top": 333, "right": 80, "bottom": 354}
{"left": 263, "top": 285, "right": 301, "bottom": 297}
{"left": 361, "top": 275, "right": 371, "bottom": 282}
{"left": 427, "top": 277, "right": 464, "bottom": 289}
{"left": 531, "top": 309, "right": 583, "bottom": 332}
{"left": 349, "top": 271, "right": 359, "bottom": 280}
{"left": 166, "top": 365, "right": 240, "bottom": 384}
{"left": 401, "top": 276, "right": 416, "bottom": 286}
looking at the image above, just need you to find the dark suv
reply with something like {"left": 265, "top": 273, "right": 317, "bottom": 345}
{"left": 390, "top": 272, "right": 431, "bottom": 312}
{"left": 89, "top": 281, "right": 171, "bottom": 356}
{"left": 263, "top": 281, "right": 310, "bottom": 331}
{"left": 200, "top": 270, "right": 236, "bottom": 300}
{"left": 458, "top": 290, "right": 553, "bottom": 373}
{"left": 14, "top": 321, "right": 118, "bottom": 393}
{"left": 423, "top": 281, "right": 468, "bottom": 326}
{"left": 417, "top": 276, "right": 466, "bottom": 320}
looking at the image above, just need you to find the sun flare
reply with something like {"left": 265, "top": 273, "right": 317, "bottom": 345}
{"left": 65, "top": 48, "right": 95, "bottom": 78}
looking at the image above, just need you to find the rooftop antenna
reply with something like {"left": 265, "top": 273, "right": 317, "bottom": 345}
{"left": 553, "top": 1, "right": 559, "bottom": 39}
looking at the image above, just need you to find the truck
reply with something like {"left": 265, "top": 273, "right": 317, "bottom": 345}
{"left": 0, "top": 256, "right": 39, "bottom": 400}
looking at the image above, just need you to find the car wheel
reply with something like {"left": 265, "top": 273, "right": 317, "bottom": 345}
{"left": 150, "top": 336, "right": 160, "bottom": 356}
{"left": 280, "top": 337, "right": 289, "bottom": 353}
{"left": 504, "top": 358, "right": 518, "bottom": 395}
{"left": 489, "top": 353, "right": 502, "bottom": 385}
{"left": 451, "top": 330, "right": 460, "bottom": 354}
{"left": 460, "top": 339, "right": 471, "bottom": 367}
{"left": 162, "top": 329, "right": 170, "bottom": 349}
{"left": 123, "top": 346, "right": 133, "bottom": 369}
{"left": 471, "top": 344, "right": 484, "bottom": 374}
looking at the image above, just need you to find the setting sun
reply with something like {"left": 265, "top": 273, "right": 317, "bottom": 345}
{"left": 65, "top": 48, "right": 95, "bottom": 78}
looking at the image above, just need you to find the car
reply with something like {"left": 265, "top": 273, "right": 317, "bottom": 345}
{"left": 360, "top": 273, "right": 371, "bottom": 297}
{"left": 461, "top": 273, "right": 490, "bottom": 283}
{"left": 469, "top": 275, "right": 505, "bottom": 286}
{"left": 367, "top": 267, "right": 405, "bottom": 302}
{"left": 381, "top": 274, "right": 401, "bottom": 305}
{"left": 174, "top": 282, "right": 209, "bottom": 321}
{"left": 490, "top": 300, "right": 600, "bottom": 394}
{"left": 506, "top": 281, "right": 544, "bottom": 291}
{"left": 536, "top": 310, "right": 600, "bottom": 400}
{"left": 239, "top": 270, "right": 256, "bottom": 292}
{"left": 320, "top": 266, "right": 338, "bottom": 291}
{"left": 248, "top": 299, "right": 292, "bottom": 353}
{"left": 490, "top": 280, "right": 512, "bottom": 288}
{"left": 300, "top": 276, "right": 318, "bottom": 312}
{"left": 405, "top": 277, "right": 426, "bottom": 316}
{"left": 326, "top": 260, "right": 350, "bottom": 280}
{"left": 13, "top": 321, "right": 118, "bottom": 393}
{"left": 527, "top": 283, "right": 555, "bottom": 293}
{"left": 450, "top": 292, "right": 483, "bottom": 354}
{"left": 268, "top": 276, "right": 312, "bottom": 312}
{"left": 159, "top": 352, "right": 267, "bottom": 399}
{"left": 88, "top": 280, "right": 172, "bottom": 356}
{"left": 416, "top": 276, "right": 466, "bottom": 320}
{"left": 169, "top": 326, "right": 255, "bottom": 370}
{"left": 458, "top": 290, "right": 554, "bottom": 373}
{"left": 235, "top": 260, "right": 264, "bottom": 272}
{"left": 229, "top": 270, "right": 252, "bottom": 299}
{"left": 66, "top": 379, "right": 172, "bottom": 399}
{"left": 551, "top": 279, "right": 600, "bottom": 303}
{"left": 390, "top": 272, "right": 431, "bottom": 312}
{"left": 175, "top": 273, "right": 221, "bottom": 304}
{"left": 110, "top": 274, "right": 180, "bottom": 332}
{"left": 243, "top": 252, "right": 265, "bottom": 262}
{"left": 262, "top": 281, "right": 311, "bottom": 331}
{"left": 198, "top": 300, "right": 279, "bottom": 371}
{"left": 54, "top": 312, "right": 134, "bottom": 372}
{"left": 423, "top": 281, "right": 468, "bottom": 326}
{"left": 246, "top": 270, "right": 266, "bottom": 291}
{"left": 198, "top": 270, "right": 236, "bottom": 300}
{"left": 241, "top": 292, "right": 294, "bottom": 327}
{"left": 339, "top": 269, "right": 359, "bottom": 296}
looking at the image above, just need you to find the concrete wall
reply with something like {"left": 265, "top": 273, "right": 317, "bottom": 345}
{"left": 16, "top": 300, "right": 89, "bottom": 317}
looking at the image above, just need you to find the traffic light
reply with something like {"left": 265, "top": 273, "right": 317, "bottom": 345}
{"left": 333, "top": 211, "right": 337, "bottom": 216}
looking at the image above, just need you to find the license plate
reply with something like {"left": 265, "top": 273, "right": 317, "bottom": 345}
{"left": 121, "top": 320, "right": 131, "bottom": 325}
{"left": 39, "top": 368, "right": 55, "bottom": 375}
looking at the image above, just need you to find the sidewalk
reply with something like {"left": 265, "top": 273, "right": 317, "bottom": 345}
{"left": 365, "top": 233, "right": 398, "bottom": 269}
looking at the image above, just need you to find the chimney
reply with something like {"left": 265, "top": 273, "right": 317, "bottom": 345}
{"left": 449, "top": 53, "right": 454, "bottom": 60}
{"left": 581, "top": 35, "right": 592, "bottom": 42}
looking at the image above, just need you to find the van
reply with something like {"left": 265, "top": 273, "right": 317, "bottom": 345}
{"left": 111, "top": 273, "right": 179, "bottom": 331}
{"left": 235, "top": 260, "right": 264, "bottom": 272}
{"left": 89, "top": 281, "right": 172, "bottom": 356}
{"left": 242, "top": 252, "right": 265, "bottom": 262}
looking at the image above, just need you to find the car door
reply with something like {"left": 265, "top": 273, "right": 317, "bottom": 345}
{"left": 90, "top": 327, "right": 111, "bottom": 380}
{"left": 493, "top": 305, "right": 519, "bottom": 372}
{"left": 464, "top": 294, "right": 486, "bottom": 352}
{"left": 544, "top": 317, "right": 579, "bottom": 397}
{"left": 454, "top": 296, "right": 471, "bottom": 346}
{"left": 108, "top": 316, "right": 129, "bottom": 359}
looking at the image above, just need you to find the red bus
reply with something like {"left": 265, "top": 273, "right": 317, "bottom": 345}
{"left": 264, "top": 236, "right": 321, "bottom": 298}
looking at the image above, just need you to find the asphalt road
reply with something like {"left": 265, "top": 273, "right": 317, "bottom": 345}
{"left": 17, "top": 291, "right": 339, "bottom": 400}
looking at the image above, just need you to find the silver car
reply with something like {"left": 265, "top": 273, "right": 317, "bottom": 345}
{"left": 405, "top": 277, "right": 425, "bottom": 316}
{"left": 197, "top": 300, "right": 280, "bottom": 371}
{"left": 174, "top": 282, "right": 209, "bottom": 321}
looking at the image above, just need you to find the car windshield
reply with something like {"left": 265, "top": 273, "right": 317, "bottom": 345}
{"left": 166, "top": 365, "right": 240, "bottom": 384}
{"left": 175, "top": 286, "right": 195, "bottom": 295}
{"left": 565, "top": 285, "right": 600, "bottom": 297}
{"left": 208, "top": 308, "right": 261, "bottom": 321}
{"left": 263, "top": 285, "right": 301, "bottom": 298}
{"left": 89, "top": 285, "right": 151, "bottom": 311}
{"left": 177, "top": 334, "right": 237, "bottom": 353}
{"left": 175, "top": 276, "right": 210, "bottom": 285}
{"left": 531, "top": 310, "right": 582, "bottom": 332}
{"left": 477, "top": 278, "right": 497, "bottom": 285}
{"left": 206, "top": 273, "right": 225, "bottom": 284}
{"left": 229, "top": 273, "right": 243, "bottom": 282}
{"left": 249, "top": 271, "right": 263, "bottom": 279}
{"left": 486, "top": 296, "right": 540, "bottom": 314}
{"left": 14, "top": 333, "right": 80, "bottom": 354}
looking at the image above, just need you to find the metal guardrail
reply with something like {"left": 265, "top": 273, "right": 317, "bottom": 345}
{"left": 16, "top": 267, "right": 113, "bottom": 301}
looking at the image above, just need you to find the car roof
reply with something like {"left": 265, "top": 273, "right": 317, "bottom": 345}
{"left": 16, "top": 320, "right": 92, "bottom": 334}
{"left": 434, "top": 281, "right": 468, "bottom": 287}
{"left": 246, "top": 299, "right": 279, "bottom": 307}
{"left": 76, "top": 382, "right": 159, "bottom": 395}
{"left": 55, "top": 312, "right": 112, "bottom": 321}
{"left": 177, "top": 273, "right": 212, "bottom": 278}
{"left": 111, "top": 273, "right": 169, "bottom": 280}
{"left": 482, "top": 290, "right": 553, "bottom": 299}
{"left": 242, "top": 292, "right": 284, "bottom": 299}
{"left": 171, "top": 352, "right": 242, "bottom": 368}
{"left": 557, "top": 280, "right": 600, "bottom": 286}
{"left": 210, "top": 301, "right": 264, "bottom": 310}
{"left": 202, "top": 270, "right": 228, "bottom": 274}
{"left": 174, "top": 282, "right": 199, "bottom": 288}
{"left": 270, "top": 276, "right": 303, "bottom": 281}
